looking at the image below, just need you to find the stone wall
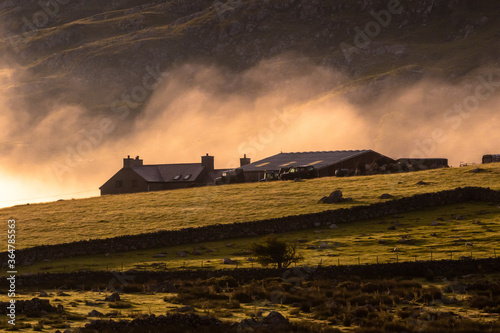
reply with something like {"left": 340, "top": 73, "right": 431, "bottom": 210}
{"left": 10, "top": 257, "right": 500, "bottom": 289}
{"left": 2, "top": 187, "right": 499, "bottom": 265}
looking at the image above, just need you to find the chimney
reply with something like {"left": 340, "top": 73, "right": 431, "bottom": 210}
{"left": 123, "top": 155, "right": 143, "bottom": 168}
{"left": 201, "top": 153, "right": 214, "bottom": 172}
{"left": 240, "top": 154, "right": 251, "bottom": 167}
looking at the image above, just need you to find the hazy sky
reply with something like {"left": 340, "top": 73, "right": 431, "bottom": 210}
{"left": 1, "top": 55, "right": 499, "bottom": 208}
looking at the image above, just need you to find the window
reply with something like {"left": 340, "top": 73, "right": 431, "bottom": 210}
{"left": 115, "top": 180, "right": 123, "bottom": 188}
{"left": 132, "top": 179, "right": 138, "bottom": 187}
{"left": 184, "top": 174, "right": 191, "bottom": 180}
{"left": 173, "top": 175, "right": 181, "bottom": 180}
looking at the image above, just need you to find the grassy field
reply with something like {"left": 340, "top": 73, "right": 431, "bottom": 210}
{"left": 15, "top": 201, "right": 499, "bottom": 275}
{"left": 2, "top": 164, "right": 500, "bottom": 249}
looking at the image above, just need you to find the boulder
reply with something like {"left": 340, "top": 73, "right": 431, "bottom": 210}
{"left": 320, "top": 190, "right": 346, "bottom": 204}
{"left": 222, "top": 258, "right": 237, "bottom": 264}
{"left": 379, "top": 193, "right": 394, "bottom": 199}
{"left": 88, "top": 309, "right": 104, "bottom": 317}
{"left": 105, "top": 292, "right": 120, "bottom": 302}
{"left": 261, "top": 311, "right": 292, "bottom": 330}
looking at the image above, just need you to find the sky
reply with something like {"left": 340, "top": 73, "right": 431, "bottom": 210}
{"left": 1, "top": 55, "right": 500, "bottom": 209}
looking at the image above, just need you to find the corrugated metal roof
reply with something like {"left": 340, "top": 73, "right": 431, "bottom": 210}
{"left": 132, "top": 164, "right": 205, "bottom": 183}
{"left": 239, "top": 150, "right": 372, "bottom": 172}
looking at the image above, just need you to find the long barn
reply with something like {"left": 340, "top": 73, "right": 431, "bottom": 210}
{"left": 239, "top": 150, "right": 395, "bottom": 182}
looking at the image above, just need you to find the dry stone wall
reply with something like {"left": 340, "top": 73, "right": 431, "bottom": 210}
{"left": 2, "top": 187, "right": 499, "bottom": 265}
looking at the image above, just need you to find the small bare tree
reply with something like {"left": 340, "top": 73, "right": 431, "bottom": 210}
{"left": 251, "top": 235, "right": 302, "bottom": 268}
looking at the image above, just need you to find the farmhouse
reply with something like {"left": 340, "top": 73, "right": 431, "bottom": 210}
{"left": 239, "top": 150, "right": 395, "bottom": 182}
{"left": 100, "top": 154, "right": 223, "bottom": 195}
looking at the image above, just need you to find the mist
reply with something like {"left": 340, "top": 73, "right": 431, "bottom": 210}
{"left": 1, "top": 56, "right": 500, "bottom": 208}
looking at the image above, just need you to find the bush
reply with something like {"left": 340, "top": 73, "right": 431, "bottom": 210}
{"left": 251, "top": 235, "right": 302, "bottom": 268}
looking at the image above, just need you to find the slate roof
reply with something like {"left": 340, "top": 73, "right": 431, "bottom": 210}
{"left": 132, "top": 163, "right": 205, "bottom": 183}
{"left": 239, "top": 150, "right": 372, "bottom": 172}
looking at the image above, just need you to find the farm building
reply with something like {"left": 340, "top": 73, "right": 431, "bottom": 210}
{"left": 396, "top": 158, "right": 449, "bottom": 169}
{"left": 239, "top": 150, "right": 395, "bottom": 182}
{"left": 482, "top": 154, "right": 500, "bottom": 164}
{"left": 100, "top": 154, "right": 224, "bottom": 195}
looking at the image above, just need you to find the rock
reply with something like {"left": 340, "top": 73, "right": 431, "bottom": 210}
{"left": 191, "top": 249, "right": 202, "bottom": 255}
{"left": 177, "top": 251, "right": 187, "bottom": 257}
{"left": 320, "top": 190, "right": 353, "bottom": 204}
{"left": 260, "top": 311, "right": 292, "bottom": 329}
{"left": 174, "top": 305, "right": 195, "bottom": 313}
{"left": 39, "top": 291, "right": 49, "bottom": 297}
{"left": 314, "top": 222, "right": 321, "bottom": 227}
{"left": 431, "top": 221, "right": 440, "bottom": 226}
{"left": 222, "top": 258, "right": 237, "bottom": 264}
{"left": 387, "top": 225, "right": 397, "bottom": 230}
{"left": 319, "top": 242, "right": 329, "bottom": 249}
{"left": 306, "top": 245, "right": 316, "bottom": 250}
{"left": 416, "top": 181, "right": 431, "bottom": 185}
{"left": 379, "top": 193, "right": 394, "bottom": 199}
{"left": 329, "top": 224, "right": 338, "bottom": 229}
{"left": 88, "top": 309, "right": 104, "bottom": 317}
{"left": 393, "top": 247, "right": 399, "bottom": 252}
{"left": 105, "top": 292, "right": 120, "bottom": 302}
{"left": 153, "top": 253, "right": 167, "bottom": 258}
{"left": 398, "top": 237, "right": 409, "bottom": 244}
{"left": 57, "top": 291, "right": 70, "bottom": 296}
{"left": 378, "top": 239, "right": 387, "bottom": 244}
{"left": 329, "top": 190, "right": 343, "bottom": 202}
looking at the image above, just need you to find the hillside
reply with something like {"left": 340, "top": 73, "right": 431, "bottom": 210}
{"left": 2, "top": 163, "right": 500, "bottom": 249}
{"left": 2, "top": 0, "right": 500, "bottom": 115}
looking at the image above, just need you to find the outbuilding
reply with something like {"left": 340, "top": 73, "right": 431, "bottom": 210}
{"left": 239, "top": 150, "right": 395, "bottom": 182}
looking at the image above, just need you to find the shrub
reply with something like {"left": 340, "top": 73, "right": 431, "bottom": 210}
{"left": 251, "top": 235, "right": 302, "bottom": 268}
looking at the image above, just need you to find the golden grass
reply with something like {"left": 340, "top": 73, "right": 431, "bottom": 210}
{"left": 2, "top": 164, "right": 499, "bottom": 249}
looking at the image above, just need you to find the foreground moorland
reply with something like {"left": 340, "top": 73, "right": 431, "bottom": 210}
{"left": 1, "top": 164, "right": 500, "bottom": 249}
{"left": 1, "top": 266, "right": 500, "bottom": 332}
